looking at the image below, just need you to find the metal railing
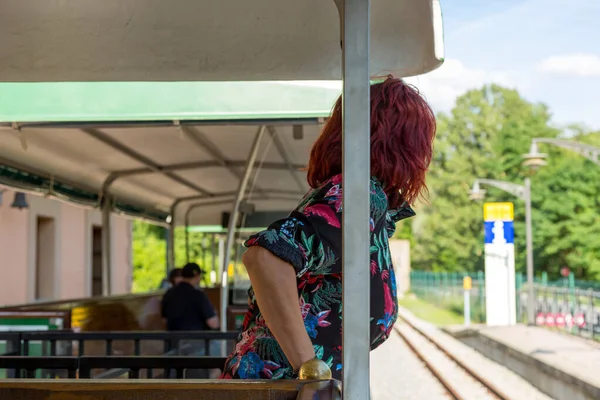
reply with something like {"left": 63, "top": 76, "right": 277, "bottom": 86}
{"left": 519, "top": 285, "right": 600, "bottom": 340}
{"left": 410, "top": 271, "right": 600, "bottom": 341}
{"left": 410, "top": 271, "right": 487, "bottom": 323}
{"left": 0, "top": 330, "right": 239, "bottom": 379}
{"left": 0, "top": 330, "right": 239, "bottom": 356}
{"left": 0, "top": 355, "right": 227, "bottom": 379}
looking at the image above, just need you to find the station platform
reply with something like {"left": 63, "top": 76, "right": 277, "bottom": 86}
{"left": 446, "top": 324, "right": 600, "bottom": 400}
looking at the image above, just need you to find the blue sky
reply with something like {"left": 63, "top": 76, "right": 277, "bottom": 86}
{"left": 294, "top": 1, "right": 600, "bottom": 130}
{"left": 406, "top": 0, "right": 600, "bottom": 130}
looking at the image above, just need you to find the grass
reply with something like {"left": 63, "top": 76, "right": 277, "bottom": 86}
{"left": 399, "top": 295, "right": 464, "bottom": 326}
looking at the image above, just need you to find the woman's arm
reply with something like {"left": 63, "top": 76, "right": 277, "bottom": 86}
{"left": 242, "top": 246, "right": 315, "bottom": 371}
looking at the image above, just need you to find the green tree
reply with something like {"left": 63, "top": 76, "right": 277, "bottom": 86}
{"left": 131, "top": 221, "right": 167, "bottom": 293}
{"left": 413, "top": 84, "right": 559, "bottom": 273}
{"left": 131, "top": 221, "right": 249, "bottom": 292}
{"left": 528, "top": 130, "right": 600, "bottom": 279}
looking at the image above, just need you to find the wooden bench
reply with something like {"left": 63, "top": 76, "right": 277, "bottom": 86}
{"left": 0, "top": 379, "right": 341, "bottom": 400}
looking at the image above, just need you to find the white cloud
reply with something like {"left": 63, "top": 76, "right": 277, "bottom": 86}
{"left": 537, "top": 54, "right": 600, "bottom": 77}
{"left": 405, "top": 59, "right": 520, "bottom": 112}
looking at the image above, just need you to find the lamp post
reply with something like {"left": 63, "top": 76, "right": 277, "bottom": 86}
{"left": 518, "top": 137, "right": 599, "bottom": 324}
{"left": 524, "top": 138, "right": 600, "bottom": 167}
{"left": 470, "top": 178, "right": 534, "bottom": 325}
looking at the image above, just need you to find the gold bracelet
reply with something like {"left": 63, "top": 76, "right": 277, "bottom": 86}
{"left": 298, "top": 358, "right": 332, "bottom": 380}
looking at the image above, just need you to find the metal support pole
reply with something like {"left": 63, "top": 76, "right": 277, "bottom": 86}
{"left": 464, "top": 290, "right": 471, "bottom": 327}
{"left": 220, "top": 125, "right": 266, "bottom": 338}
{"left": 525, "top": 177, "right": 535, "bottom": 325}
{"left": 101, "top": 195, "right": 112, "bottom": 296}
{"left": 218, "top": 236, "right": 225, "bottom": 283}
{"left": 167, "top": 205, "right": 176, "bottom": 271}
{"left": 217, "top": 235, "right": 226, "bottom": 356}
{"left": 463, "top": 276, "right": 472, "bottom": 326}
{"left": 588, "top": 288, "right": 595, "bottom": 339}
{"left": 185, "top": 211, "right": 191, "bottom": 263}
{"left": 212, "top": 234, "right": 218, "bottom": 285}
{"left": 341, "top": 0, "right": 371, "bottom": 398}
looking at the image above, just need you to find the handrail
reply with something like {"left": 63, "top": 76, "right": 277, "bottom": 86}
{"left": 0, "top": 330, "right": 237, "bottom": 379}
{"left": 0, "top": 379, "right": 342, "bottom": 400}
{"left": 4, "top": 330, "right": 239, "bottom": 357}
{"left": 0, "top": 355, "right": 227, "bottom": 379}
{"left": 19, "top": 330, "right": 239, "bottom": 341}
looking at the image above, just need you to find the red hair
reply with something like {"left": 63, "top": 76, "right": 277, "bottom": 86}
{"left": 307, "top": 77, "right": 436, "bottom": 208}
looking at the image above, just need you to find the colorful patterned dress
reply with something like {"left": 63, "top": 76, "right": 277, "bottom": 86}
{"left": 220, "top": 174, "right": 415, "bottom": 380}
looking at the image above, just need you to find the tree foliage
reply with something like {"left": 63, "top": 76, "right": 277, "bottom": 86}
{"left": 131, "top": 222, "right": 232, "bottom": 293}
{"left": 412, "top": 84, "right": 600, "bottom": 280}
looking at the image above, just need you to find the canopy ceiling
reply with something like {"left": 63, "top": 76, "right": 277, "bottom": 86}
{"left": 0, "top": 120, "right": 325, "bottom": 226}
{"left": 0, "top": 0, "right": 444, "bottom": 82}
{"left": 0, "top": 82, "right": 342, "bottom": 226}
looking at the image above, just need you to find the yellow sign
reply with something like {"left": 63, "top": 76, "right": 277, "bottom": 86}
{"left": 483, "top": 202, "right": 514, "bottom": 222}
{"left": 463, "top": 276, "right": 472, "bottom": 290}
{"left": 70, "top": 306, "right": 89, "bottom": 329}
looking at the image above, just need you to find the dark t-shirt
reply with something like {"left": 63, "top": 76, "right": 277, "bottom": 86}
{"left": 160, "top": 282, "right": 216, "bottom": 331}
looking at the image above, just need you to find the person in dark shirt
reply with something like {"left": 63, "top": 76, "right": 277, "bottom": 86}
{"left": 161, "top": 262, "right": 221, "bottom": 378}
{"left": 161, "top": 263, "right": 219, "bottom": 331}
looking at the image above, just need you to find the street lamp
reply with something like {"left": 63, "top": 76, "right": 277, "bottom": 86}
{"left": 525, "top": 138, "right": 600, "bottom": 166}
{"left": 518, "top": 137, "right": 600, "bottom": 324}
{"left": 470, "top": 178, "right": 535, "bottom": 325}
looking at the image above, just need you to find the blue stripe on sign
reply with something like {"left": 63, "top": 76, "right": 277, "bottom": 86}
{"left": 484, "top": 221, "right": 514, "bottom": 244}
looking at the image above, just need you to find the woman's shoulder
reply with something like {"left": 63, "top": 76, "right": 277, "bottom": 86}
{"left": 297, "top": 174, "right": 390, "bottom": 223}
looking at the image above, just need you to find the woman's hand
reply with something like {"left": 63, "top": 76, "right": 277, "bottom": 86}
{"left": 242, "top": 246, "right": 316, "bottom": 372}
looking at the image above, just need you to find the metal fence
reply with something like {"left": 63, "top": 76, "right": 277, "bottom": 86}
{"left": 0, "top": 330, "right": 238, "bottom": 379}
{"left": 410, "top": 271, "right": 487, "bottom": 323}
{"left": 410, "top": 271, "right": 600, "bottom": 341}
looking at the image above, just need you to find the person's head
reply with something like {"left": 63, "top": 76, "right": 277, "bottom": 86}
{"left": 181, "top": 262, "right": 203, "bottom": 286}
{"left": 307, "top": 76, "right": 436, "bottom": 208}
{"left": 168, "top": 268, "right": 183, "bottom": 286}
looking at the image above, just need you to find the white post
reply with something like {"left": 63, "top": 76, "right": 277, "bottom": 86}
{"left": 166, "top": 203, "right": 176, "bottom": 272}
{"left": 217, "top": 235, "right": 226, "bottom": 355}
{"left": 524, "top": 177, "right": 535, "bottom": 325}
{"left": 219, "top": 125, "right": 266, "bottom": 357}
{"left": 218, "top": 237, "right": 225, "bottom": 283}
{"left": 483, "top": 202, "right": 516, "bottom": 326}
{"left": 101, "top": 195, "right": 112, "bottom": 296}
{"left": 341, "top": 0, "right": 371, "bottom": 398}
{"left": 463, "top": 276, "right": 471, "bottom": 327}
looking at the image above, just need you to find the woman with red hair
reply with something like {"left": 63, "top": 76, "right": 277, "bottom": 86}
{"left": 221, "top": 77, "right": 436, "bottom": 380}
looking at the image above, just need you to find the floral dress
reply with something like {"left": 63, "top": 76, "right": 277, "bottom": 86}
{"left": 220, "top": 174, "right": 415, "bottom": 380}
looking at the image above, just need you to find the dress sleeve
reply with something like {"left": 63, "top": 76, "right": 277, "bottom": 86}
{"left": 244, "top": 198, "right": 342, "bottom": 278}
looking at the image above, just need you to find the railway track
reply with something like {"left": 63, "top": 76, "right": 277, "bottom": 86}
{"left": 395, "top": 315, "right": 508, "bottom": 400}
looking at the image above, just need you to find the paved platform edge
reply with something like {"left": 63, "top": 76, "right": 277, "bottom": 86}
{"left": 443, "top": 324, "right": 600, "bottom": 400}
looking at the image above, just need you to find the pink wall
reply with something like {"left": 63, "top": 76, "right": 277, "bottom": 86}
{"left": 111, "top": 216, "right": 133, "bottom": 295}
{"left": 60, "top": 204, "right": 87, "bottom": 299}
{"left": 0, "top": 189, "right": 133, "bottom": 307}
{"left": 0, "top": 198, "right": 29, "bottom": 305}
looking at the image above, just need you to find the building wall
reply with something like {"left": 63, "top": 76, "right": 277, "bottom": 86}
{"left": 0, "top": 189, "right": 133, "bottom": 307}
